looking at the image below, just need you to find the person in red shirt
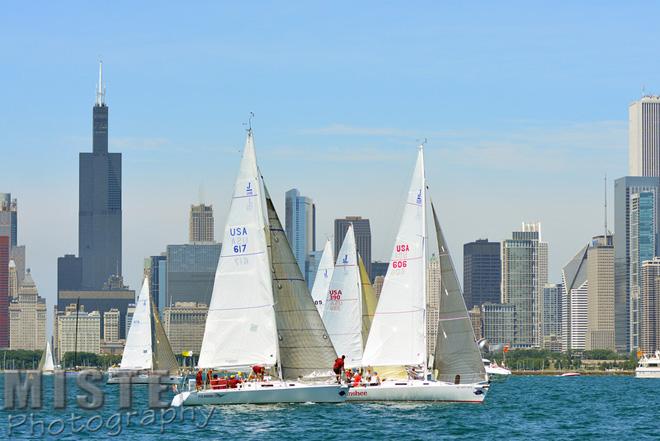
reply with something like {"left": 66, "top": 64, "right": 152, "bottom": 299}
{"left": 195, "top": 369, "right": 203, "bottom": 391}
{"left": 333, "top": 355, "right": 346, "bottom": 384}
{"left": 252, "top": 365, "right": 265, "bottom": 381}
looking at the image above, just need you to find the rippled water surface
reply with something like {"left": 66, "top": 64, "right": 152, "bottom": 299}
{"left": 2, "top": 375, "right": 659, "bottom": 439}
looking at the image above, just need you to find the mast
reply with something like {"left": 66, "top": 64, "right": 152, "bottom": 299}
{"left": 419, "top": 143, "right": 428, "bottom": 376}
{"left": 73, "top": 297, "right": 80, "bottom": 369}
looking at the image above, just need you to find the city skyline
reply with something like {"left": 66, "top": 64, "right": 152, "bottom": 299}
{"left": 5, "top": 3, "right": 659, "bottom": 327}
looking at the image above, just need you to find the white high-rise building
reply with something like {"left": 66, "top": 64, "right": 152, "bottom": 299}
{"left": 561, "top": 245, "right": 589, "bottom": 352}
{"left": 629, "top": 96, "right": 660, "bottom": 177}
{"left": 9, "top": 270, "right": 46, "bottom": 350}
{"left": 57, "top": 306, "right": 101, "bottom": 361}
{"left": 426, "top": 254, "right": 441, "bottom": 356}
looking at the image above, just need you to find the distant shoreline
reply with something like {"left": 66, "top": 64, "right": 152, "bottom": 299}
{"left": 511, "top": 370, "right": 634, "bottom": 376}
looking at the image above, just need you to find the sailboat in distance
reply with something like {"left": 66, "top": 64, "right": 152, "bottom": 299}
{"left": 172, "top": 128, "right": 347, "bottom": 406}
{"left": 38, "top": 340, "right": 56, "bottom": 375}
{"left": 348, "top": 144, "right": 489, "bottom": 402}
{"left": 310, "top": 239, "right": 334, "bottom": 315}
{"left": 107, "top": 277, "right": 182, "bottom": 384}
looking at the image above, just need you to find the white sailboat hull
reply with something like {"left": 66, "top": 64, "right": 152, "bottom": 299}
{"left": 107, "top": 369, "right": 182, "bottom": 385}
{"left": 346, "top": 380, "right": 488, "bottom": 403}
{"left": 172, "top": 381, "right": 348, "bottom": 406}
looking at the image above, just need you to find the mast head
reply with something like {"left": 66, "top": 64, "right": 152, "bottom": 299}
{"left": 243, "top": 112, "right": 255, "bottom": 135}
{"left": 96, "top": 60, "right": 106, "bottom": 106}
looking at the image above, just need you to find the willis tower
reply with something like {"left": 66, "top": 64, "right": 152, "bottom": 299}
{"left": 79, "top": 62, "right": 122, "bottom": 289}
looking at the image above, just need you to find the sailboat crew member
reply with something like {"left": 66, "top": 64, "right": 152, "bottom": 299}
{"left": 333, "top": 355, "right": 346, "bottom": 384}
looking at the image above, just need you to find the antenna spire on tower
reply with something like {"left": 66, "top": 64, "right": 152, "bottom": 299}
{"left": 96, "top": 60, "right": 106, "bottom": 106}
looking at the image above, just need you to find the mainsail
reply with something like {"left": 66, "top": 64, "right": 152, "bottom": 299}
{"left": 431, "top": 202, "right": 487, "bottom": 384}
{"left": 265, "top": 189, "right": 337, "bottom": 380}
{"left": 39, "top": 340, "right": 55, "bottom": 372}
{"left": 310, "top": 239, "right": 335, "bottom": 316}
{"left": 151, "top": 297, "right": 180, "bottom": 374}
{"left": 120, "top": 278, "right": 153, "bottom": 370}
{"left": 322, "top": 225, "right": 363, "bottom": 368}
{"left": 362, "top": 147, "right": 427, "bottom": 368}
{"left": 198, "top": 130, "right": 278, "bottom": 369}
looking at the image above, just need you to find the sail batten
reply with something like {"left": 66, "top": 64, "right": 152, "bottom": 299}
{"left": 362, "top": 147, "right": 427, "bottom": 368}
{"left": 431, "top": 202, "right": 487, "bottom": 384}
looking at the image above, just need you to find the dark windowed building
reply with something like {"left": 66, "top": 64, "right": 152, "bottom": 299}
{"left": 463, "top": 239, "right": 501, "bottom": 310}
{"left": 79, "top": 62, "right": 122, "bottom": 289}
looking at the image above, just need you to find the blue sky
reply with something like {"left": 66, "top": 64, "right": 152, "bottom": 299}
{"left": 1, "top": 1, "right": 657, "bottom": 313}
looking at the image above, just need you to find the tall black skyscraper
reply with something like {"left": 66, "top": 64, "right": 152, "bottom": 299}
{"left": 463, "top": 239, "right": 501, "bottom": 309}
{"left": 79, "top": 62, "right": 122, "bottom": 289}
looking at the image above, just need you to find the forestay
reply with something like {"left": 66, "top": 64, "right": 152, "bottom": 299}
{"left": 266, "top": 190, "right": 337, "bottom": 380}
{"left": 322, "top": 225, "right": 363, "bottom": 368}
{"left": 198, "top": 131, "right": 278, "bottom": 369}
{"left": 362, "top": 147, "right": 427, "bottom": 368}
{"left": 431, "top": 203, "right": 487, "bottom": 384}
{"left": 310, "top": 239, "right": 335, "bottom": 316}
{"left": 120, "top": 278, "right": 153, "bottom": 370}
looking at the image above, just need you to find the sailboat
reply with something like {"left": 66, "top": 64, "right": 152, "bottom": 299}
{"left": 310, "top": 239, "right": 334, "bottom": 315}
{"left": 321, "top": 225, "right": 377, "bottom": 368}
{"left": 348, "top": 145, "right": 489, "bottom": 402}
{"left": 107, "top": 277, "right": 182, "bottom": 384}
{"left": 38, "top": 340, "right": 56, "bottom": 375}
{"left": 171, "top": 129, "right": 347, "bottom": 406}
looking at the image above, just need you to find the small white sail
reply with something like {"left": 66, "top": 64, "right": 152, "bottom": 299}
{"left": 120, "top": 277, "right": 153, "bottom": 370}
{"left": 322, "top": 226, "right": 363, "bottom": 368}
{"left": 362, "top": 147, "right": 427, "bottom": 368}
{"left": 42, "top": 341, "right": 55, "bottom": 372}
{"left": 198, "top": 131, "right": 278, "bottom": 369}
{"left": 310, "top": 239, "right": 335, "bottom": 316}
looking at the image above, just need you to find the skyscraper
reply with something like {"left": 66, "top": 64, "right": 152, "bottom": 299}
{"left": 501, "top": 223, "right": 548, "bottom": 348}
{"left": 614, "top": 176, "right": 660, "bottom": 352}
{"left": 334, "top": 216, "right": 371, "bottom": 277}
{"left": 57, "top": 254, "right": 83, "bottom": 292}
{"left": 189, "top": 204, "right": 214, "bottom": 243}
{"left": 463, "top": 239, "right": 501, "bottom": 309}
{"left": 0, "top": 236, "right": 8, "bottom": 348}
{"left": 285, "top": 189, "right": 315, "bottom": 273}
{"left": 0, "top": 193, "right": 17, "bottom": 248}
{"left": 145, "top": 255, "right": 167, "bottom": 310}
{"left": 542, "top": 283, "right": 562, "bottom": 350}
{"left": 640, "top": 257, "right": 660, "bottom": 353}
{"left": 629, "top": 96, "right": 660, "bottom": 177}
{"left": 9, "top": 270, "right": 46, "bottom": 351}
{"left": 481, "top": 303, "right": 515, "bottom": 346}
{"left": 561, "top": 244, "right": 589, "bottom": 352}
{"left": 426, "top": 254, "right": 441, "bottom": 356}
{"left": 586, "top": 235, "right": 615, "bottom": 351}
{"left": 165, "top": 243, "right": 221, "bottom": 306}
{"left": 79, "top": 62, "right": 122, "bottom": 289}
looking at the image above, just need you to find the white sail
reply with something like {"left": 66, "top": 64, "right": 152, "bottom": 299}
{"left": 362, "top": 147, "right": 427, "bottom": 368}
{"left": 42, "top": 341, "right": 55, "bottom": 372}
{"left": 310, "top": 239, "right": 335, "bottom": 316}
{"left": 198, "top": 131, "right": 278, "bottom": 369}
{"left": 120, "top": 277, "right": 153, "bottom": 370}
{"left": 322, "top": 226, "right": 363, "bottom": 368}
